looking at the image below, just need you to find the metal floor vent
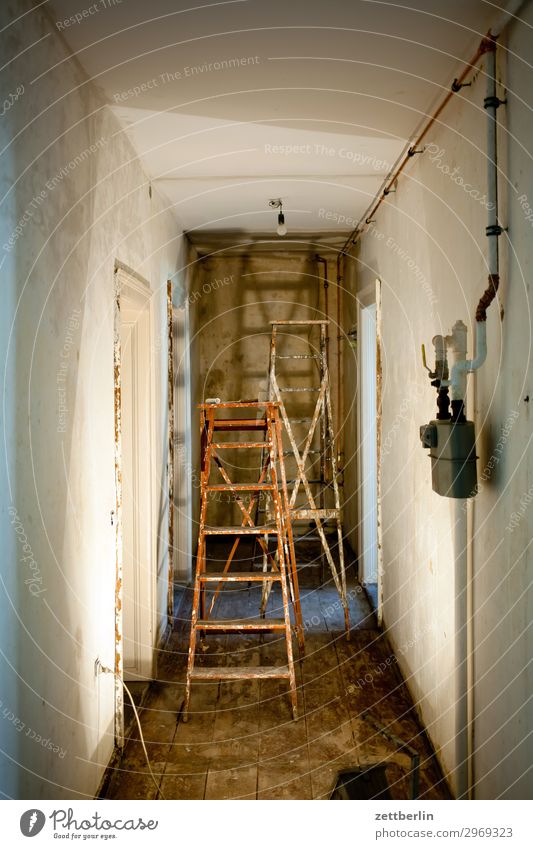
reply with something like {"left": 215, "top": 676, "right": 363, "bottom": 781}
{"left": 330, "top": 765, "right": 391, "bottom": 800}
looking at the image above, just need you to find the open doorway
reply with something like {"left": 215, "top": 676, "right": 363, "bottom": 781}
{"left": 113, "top": 264, "right": 156, "bottom": 730}
{"left": 357, "top": 282, "right": 382, "bottom": 617}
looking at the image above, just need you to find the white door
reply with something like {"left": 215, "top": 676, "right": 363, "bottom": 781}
{"left": 117, "top": 270, "right": 155, "bottom": 681}
{"left": 359, "top": 301, "right": 378, "bottom": 586}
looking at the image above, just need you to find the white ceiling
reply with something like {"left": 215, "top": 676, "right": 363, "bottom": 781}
{"left": 49, "top": 0, "right": 506, "bottom": 236}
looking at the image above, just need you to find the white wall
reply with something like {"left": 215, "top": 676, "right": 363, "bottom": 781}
{"left": 352, "top": 10, "right": 533, "bottom": 798}
{"left": 0, "top": 1, "right": 184, "bottom": 798}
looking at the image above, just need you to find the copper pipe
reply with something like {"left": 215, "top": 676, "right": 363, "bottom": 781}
{"left": 341, "top": 31, "right": 496, "bottom": 253}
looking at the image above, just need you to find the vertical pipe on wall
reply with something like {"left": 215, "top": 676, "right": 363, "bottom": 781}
{"left": 466, "top": 491, "right": 475, "bottom": 796}
{"left": 454, "top": 499, "right": 468, "bottom": 799}
{"left": 486, "top": 46, "right": 499, "bottom": 278}
{"left": 476, "top": 42, "right": 502, "bottom": 323}
{"left": 492, "top": 0, "right": 527, "bottom": 38}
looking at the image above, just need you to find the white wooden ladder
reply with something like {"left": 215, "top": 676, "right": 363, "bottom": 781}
{"left": 261, "top": 320, "right": 350, "bottom": 635}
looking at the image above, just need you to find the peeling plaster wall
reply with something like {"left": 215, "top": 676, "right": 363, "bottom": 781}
{"left": 352, "top": 13, "right": 533, "bottom": 798}
{"left": 0, "top": 1, "right": 184, "bottom": 798}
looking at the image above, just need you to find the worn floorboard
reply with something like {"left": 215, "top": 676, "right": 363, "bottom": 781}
{"left": 100, "top": 543, "right": 451, "bottom": 800}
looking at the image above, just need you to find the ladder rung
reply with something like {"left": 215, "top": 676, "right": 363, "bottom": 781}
{"left": 198, "top": 571, "right": 281, "bottom": 582}
{"left": 276, "top": 355, "right": 320, "bottom": 360}
{"left": 202, "top": 525, "right": 279, "bottom": 535}
{"left": 212, "top": 420, "right": 267, "bottom": 431}
{"left": 200, "top": 401, "right": 279, "bottom": 408}
{"left": 196, "top": 618, "right": 285, "bottom": 631}
{"left": 291, "top": 508, "right": 339, "bottom": 520}
{"left": 271, "top": 320, "right": 328, "bottom": 326}
{"left": 283, "top": 450, "right": 321, "bottom": 455}
{"left": 206, "top": 484, "right": 274, "bottom": 491}
{"left": 258, "top": 496, "right": 327, "bottom": 507}
{"left": 190, "top": 665, "right": 290, "bottom": 680}
{"left": 278, "top": 387, "right": 320, "bottom": 392}
{"left": 211, "top": 442, "right": 269, "bottom": 448}
{"left": 288, "top": 418, "right": 313, "bottom": 423}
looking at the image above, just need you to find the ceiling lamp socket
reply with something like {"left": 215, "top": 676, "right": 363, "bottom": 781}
{"left": 269, "top": 198, "right": 287, "bottom": 237}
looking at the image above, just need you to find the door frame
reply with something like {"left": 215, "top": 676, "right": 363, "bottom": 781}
{"left": 113, "top": 263, "right": 156, "bottom": 744}
{"left": 173, "top": 298, "right": 193, "bottom": 585}
{"left": 357, "top": 279, "right": 383, "bottom": 624}
{"left": 167, "top": 281, "right": 175, "bottom": 620}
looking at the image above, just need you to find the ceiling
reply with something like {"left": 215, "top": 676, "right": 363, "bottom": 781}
{"left": 49, "top": 0, "right": 507, "bottom": 237}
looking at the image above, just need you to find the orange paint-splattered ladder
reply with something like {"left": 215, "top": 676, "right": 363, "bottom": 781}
{"left": 262, "top": 320, "right": 350, "bottom": 635}
{"left": 183, "top": 401, "right": 302, "bottom": 721}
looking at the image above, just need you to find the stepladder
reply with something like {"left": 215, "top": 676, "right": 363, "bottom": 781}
{"left": 260, "top": 320, "right": 350, "bottom": 635}
{"left": 183, "top": 401, "right": 303, "bottom": 721}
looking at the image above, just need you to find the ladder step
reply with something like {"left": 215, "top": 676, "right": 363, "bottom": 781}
{"left": 198, "top": 571, "right": 281, "bottom": 582}
{"left": 212, "top": 419, "right": 267, "bottom": 431}
{"left": 206, "top": 484, "right": 274, "bottom": 492}
{"left": 288, "top": 418, "right": 313, "bottom": 423}
{"left": 271, "top": 320, "right": 328, "bottom": 326}
{"left": 202, "top": 525, "right": 279, "bottom": 535}
{"left": 283, "top": 450, "right": 321, "bottom": 455}
{"left": 200, "top": 401, "right": 279, "bottom": 408}
{"left": 211, "top": 442, "right": 269, "bottom": 449}
{"left": 278, "top": 387, "right": 321, "bottom": 392}
{"left": 291, "top": 508, "right": 340, "bottom": 520}
{"left": 276, "top": 355, "right": 320, "bottom": 360}
{"left": 190, "top": 665, "right": 290, "bottom": 680}
{"left": 196, "top": 618, "right": 285, "bottom": 631}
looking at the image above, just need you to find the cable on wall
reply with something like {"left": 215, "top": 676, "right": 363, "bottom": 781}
{"left": 98, "top": 662, "right": 167, "bottom": 800}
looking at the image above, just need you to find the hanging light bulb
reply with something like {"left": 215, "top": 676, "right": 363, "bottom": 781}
{"left": 269, "top": 198, "right": 287, "bottom": 237}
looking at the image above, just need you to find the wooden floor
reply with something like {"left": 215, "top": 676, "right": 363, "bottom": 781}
{"left": 101, "top": 544, "right": 450, "bottom": 800}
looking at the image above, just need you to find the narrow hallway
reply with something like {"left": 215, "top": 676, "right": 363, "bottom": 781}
{"left": 1, "top": 0, "right": 532, "bottom": 820}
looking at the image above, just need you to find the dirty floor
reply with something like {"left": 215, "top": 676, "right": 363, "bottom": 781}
{"left": 100, "top": 543, "right": 451, "bottom": 800}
